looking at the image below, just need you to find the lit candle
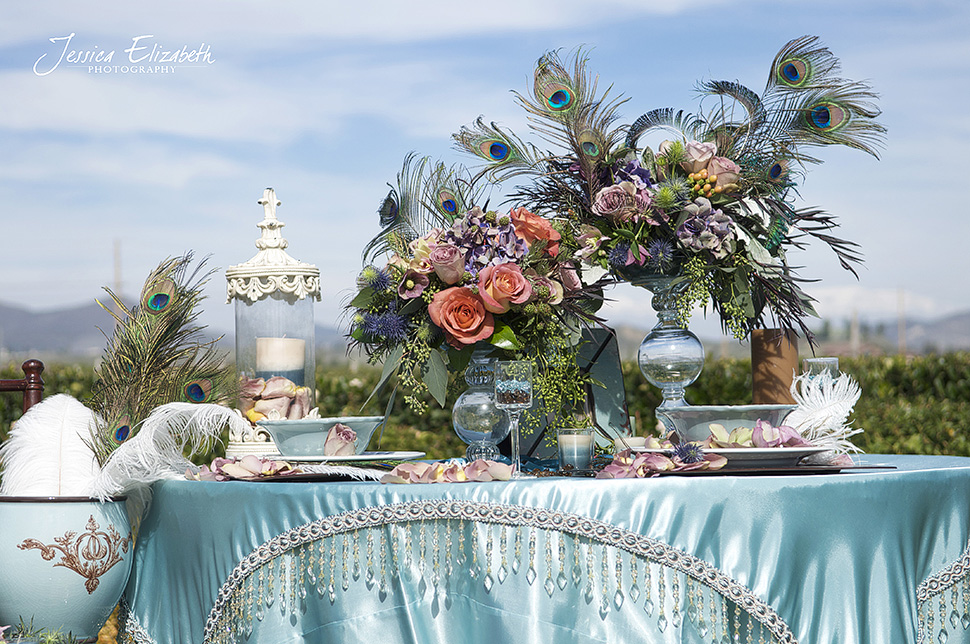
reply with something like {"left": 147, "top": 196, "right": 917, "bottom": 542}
{"left": 256, "top": 337, "right": 306, "bottom": 386}
{"left": 558, "top": 432, "right": 594, "bottom": 470}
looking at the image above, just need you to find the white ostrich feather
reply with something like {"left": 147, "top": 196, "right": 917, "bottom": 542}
{"left": 787, "top": 372, "right": 864, "bottom": 461}
{"left": 90, "top": 402, "right": 249, "bottom": 502}
{"left": 0, "top": 394, "right": 101, "bottom": 497}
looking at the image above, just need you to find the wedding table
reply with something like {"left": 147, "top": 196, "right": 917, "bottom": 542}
{"left": 118, "top": 455, "right": 970, "bottom": 644}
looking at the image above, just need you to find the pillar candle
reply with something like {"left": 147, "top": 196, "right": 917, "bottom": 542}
{"left": 255, "top": 337, "right": 306, "bottom": 386}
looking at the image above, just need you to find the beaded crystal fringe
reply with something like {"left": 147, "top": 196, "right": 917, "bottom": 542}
{"left": 186, "top": 502, "right": 793, "bottom": 643}
{"left": 917, "top": 540, "right": 970, "bottom": 644}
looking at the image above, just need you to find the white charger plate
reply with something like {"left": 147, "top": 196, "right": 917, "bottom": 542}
{"left": 283, "top": 451, "right": 425, "bottom": 464}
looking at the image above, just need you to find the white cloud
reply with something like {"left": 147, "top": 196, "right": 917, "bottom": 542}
{"left": 1, "top": 0, "right": 722, "bottom": 49}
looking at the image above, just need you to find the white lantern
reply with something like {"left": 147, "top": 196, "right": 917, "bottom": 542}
{"left": 225, "top": 188, "right": 320, "bottom": 457}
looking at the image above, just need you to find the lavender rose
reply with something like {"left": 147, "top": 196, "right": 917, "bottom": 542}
{"left": 592, "top": 181, "right": 652, "bottom": 223}
{"left": 707, "top": 156, "right": 741, "bottom": 188}
{"left": 681, "top": 140, "right": 717, "bottom": 174}
{"left": 429, "top": 243, "right": 466, "bottom": 285}
{"left": 324, "top": 423, "right": 357, "bottom": 456}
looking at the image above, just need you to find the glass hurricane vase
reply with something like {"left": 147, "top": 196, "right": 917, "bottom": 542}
{"left": 452, "top": 346, "right": 510, "bottom": 461}
{"left": 630, "top": 273, "right": 705, "bottom": 409}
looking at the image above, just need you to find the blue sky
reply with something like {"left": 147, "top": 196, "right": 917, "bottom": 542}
{"left": 2, "top": 0, "right": 968, "bottom": 344}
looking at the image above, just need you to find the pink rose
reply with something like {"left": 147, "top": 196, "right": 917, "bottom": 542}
{"left": 707, "top": 156, "right": 741, "bottom": 188}
{"left": 324, "top": 423, "right": 357, "bottom": 456}
{"left": 429, "top": 243, "right": 466, "bottom": 285}
{"left": 558, "top": 263, "right": 582, "bottom": 292}
{"left": 428, "top": 287, "right": 495, "bottom": 348}
{"left": 681, "top": 140, "right": 717, "bottom": 173}
{"left": 477, "top": 263, "right": 533, "bottom": 314}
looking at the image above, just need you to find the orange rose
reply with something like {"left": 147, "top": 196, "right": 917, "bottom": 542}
{"left": 428, "top": 287, "right": 495, "bottom": 348}
{"left": 477, "top": 263, "right": 533, "bottom": 314}
{"left": 510, "top": 207, "right": 560, "bottom": 257}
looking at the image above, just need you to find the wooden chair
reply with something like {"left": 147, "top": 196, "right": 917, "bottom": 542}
{"left": 0, "top": 359, "right": 45, "bottom": 413}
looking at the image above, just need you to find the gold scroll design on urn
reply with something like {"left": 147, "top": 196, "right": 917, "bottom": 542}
{"left": 18, "top": 514, "right": 132, "bottom": 594}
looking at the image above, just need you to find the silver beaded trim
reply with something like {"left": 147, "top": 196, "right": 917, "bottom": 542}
{"left": 117, "top": 597, "right": 156, "bottom": 644}
{"left": 202, "top": 500, "right": 796, "bottom": 643}
{"left": 916, "top": 538, "right": 970, "bottom": 643}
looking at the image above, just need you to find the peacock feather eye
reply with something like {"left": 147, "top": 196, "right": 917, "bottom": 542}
{"left": 111, "top": 417, "right": 131, "bottom": 445}
{"left": 544, "top": 86, "right": 573, "bottom": 111}
{"left": 438, "top": 190, "right": 458, "bottom": 214}
{"left": 480, "top": 140, "right": 510, "bottom": 162}
{"left": 142, "top": 279, "right": 176, "bottom": 315}
{"left": 581, "top": 140, "right": 599, "bottom": 157}
{"left": 184, "top": 379, "right": 213, "bottom": 403}
{"left": 768, "top": 160, "right": 789, "bottom": 182}
{"left": 809, "top": 102, "right": 848, "bottom": 131}
{"left": 778, "top": 58, "right": 809, "bottom": 87}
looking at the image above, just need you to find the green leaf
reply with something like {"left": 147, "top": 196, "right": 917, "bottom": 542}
{"left": 349, "top": 287, "right": 376, "bottom": 309}
{"left": 447, "top": 344, "right": 476, "bottom": 373}
{"left": 490, "top": 323, "right": 522, "bottom": 351}
{"left": 360, "top": 344, "right": 402, "bottom": 411}
{"left": 398, "top": 297, "right": 424, "bottom": 316}
{"left": 423, "top": 349, "right": 449, "bottom": 407}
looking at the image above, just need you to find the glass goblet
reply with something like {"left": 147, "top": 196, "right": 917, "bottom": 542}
{"left": 494, "top": 360, "right": 533, "bottom": 478}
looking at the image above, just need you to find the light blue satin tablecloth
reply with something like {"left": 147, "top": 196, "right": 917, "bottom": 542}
{"left": 119, "top": 455, "right": 970, "bottom": 644}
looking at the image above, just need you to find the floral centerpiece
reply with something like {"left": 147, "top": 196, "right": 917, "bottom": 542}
{"left": 347, "top": 153, "right": 606, "bottom": 429}
{"left": 347, "top": 35, "right": 884, "bottom": 438}
{"left": 453, "top": 36, "right": 884, "bottom": 341}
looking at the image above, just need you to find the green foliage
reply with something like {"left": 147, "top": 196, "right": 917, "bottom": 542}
{"left": 4, "top": 353, "right": 970, "bottom": 462}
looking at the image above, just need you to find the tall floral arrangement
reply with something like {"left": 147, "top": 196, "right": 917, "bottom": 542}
{"left": 455, "top": 36, "right": 884, "bottom": 341}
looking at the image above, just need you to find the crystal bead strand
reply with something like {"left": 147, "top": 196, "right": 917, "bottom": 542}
{"left": 557, "top": 533, "right": 568, "bottom": 591}
{"left": 366, "top": 530, "right": 376, "bottom": 590}
{"left": 613, "top": 549, "right": 624, "bottom": 610}
{"left": 499, "top": 527, "right": 509, "bottom": 585}
{"left": 527, "top": 527, "right": 538, "bottom": 586}
{"left": 484, "top": 525, "right": 495, "bottom": 593}
{"left": 599, "top": 544, "right": 611, "bottom": 618}
{"left": 544, "top": 532, "right": 555, "bottom": 597}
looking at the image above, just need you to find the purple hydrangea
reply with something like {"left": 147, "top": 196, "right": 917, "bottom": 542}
{"left": 442, "top": 207, "right": 528, "bottom": 277}
{"left": 675, "top": 198, "right": 736, "bottom": 259}
{"left": 615, "top": 158, "right": 653, "bottom": 191}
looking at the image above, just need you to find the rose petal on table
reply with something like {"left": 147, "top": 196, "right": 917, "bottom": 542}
{"left": 753, "top": 419, "right": 782, "bottom": 448}
{"left": 704, "top": 453, "right": 729, "bottom": 469}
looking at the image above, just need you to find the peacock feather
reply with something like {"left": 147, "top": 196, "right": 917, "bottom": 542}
{"left": 362, "top": 153, "right": 478, "bottom": 264}
{"left": 514, "top": 50, "right": 628, "bottom": 193}
{"left": 452, "top": 117, "right": 540, "bottom": 184}
{"left": 88, "top": 253, "right": 238, "bottom": 465}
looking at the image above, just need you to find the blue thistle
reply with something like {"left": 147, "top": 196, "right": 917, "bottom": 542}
{"left": 646, "top": 239, "right": 675, "bottom": 273}
{"left": 358, "top": 265, "right": 393, "bottom": 292}
{"left": 607, "top": 242, "right": 631, "bottom": 271}
{"left": 672, "top": 441, "right": 704, "bottom": 464}
{"left": 374, "top": 312, "right": 408, "bottom": 343}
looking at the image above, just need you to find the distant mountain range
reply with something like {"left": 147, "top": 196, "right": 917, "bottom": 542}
{"left": 0, "top": 300, "right": 348, "bottom": 362}
{"left": 1, "top": 300, "right": 968, "bottom": 362}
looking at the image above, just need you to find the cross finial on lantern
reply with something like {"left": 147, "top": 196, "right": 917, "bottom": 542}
{"left": 258, "top": 187, "right": 281, "bottom": 220}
